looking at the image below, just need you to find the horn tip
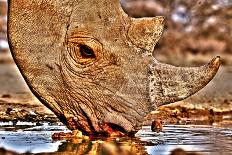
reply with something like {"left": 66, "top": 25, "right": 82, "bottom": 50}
{"left": 207, "top": 56, "right": 221, "bottom": 78}
{"left": 155, "top": 16, "right": 165, "bottom": 24}
{"left": 215, "top": 55, "right": 220, "bottom": 61}
{"left": 212, "top": 56, "right": 221, "bottom": 68}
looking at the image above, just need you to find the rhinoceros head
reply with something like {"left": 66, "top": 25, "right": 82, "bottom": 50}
{"left": 8, "top": 0, "right": 220, "bottom": 135}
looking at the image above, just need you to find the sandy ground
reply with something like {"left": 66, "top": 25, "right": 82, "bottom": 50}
{"left": 0, "top": 51, "right": 52, "bottom": 114}
{"left": 0, "top": 50, "right": 231, "bottom": 122}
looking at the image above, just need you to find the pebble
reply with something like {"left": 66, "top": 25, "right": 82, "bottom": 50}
{"left": 151, "top": 119, "right": 163, "bottom": 133}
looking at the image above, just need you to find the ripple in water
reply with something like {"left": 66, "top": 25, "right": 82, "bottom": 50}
{"left": 0, "top": 123, "right": 232, "bottom": 154}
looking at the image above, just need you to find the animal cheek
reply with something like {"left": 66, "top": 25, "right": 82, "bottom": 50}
{"left": 108, "top": 53, "right": 120, "bottom": 66}
{"left": 98, "top": 68, "right": 127, "bottom": 91}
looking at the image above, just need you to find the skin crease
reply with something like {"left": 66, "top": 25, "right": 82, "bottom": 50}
{"left": 7, "top": 0, "right": 220, "bottom": 135}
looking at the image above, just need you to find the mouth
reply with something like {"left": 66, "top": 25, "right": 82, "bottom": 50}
{"left": 63, "top": 116, "right": 133, "bottom": 137}
{"left": 100, "top": 123, "right": 129, "bottom": 137}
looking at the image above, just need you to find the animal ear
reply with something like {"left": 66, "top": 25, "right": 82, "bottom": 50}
{"left": 149, "top": 56, "right": 220, "bottom": 106}
{"left": 127, "top": 16, "right": 164, "bottom": 52}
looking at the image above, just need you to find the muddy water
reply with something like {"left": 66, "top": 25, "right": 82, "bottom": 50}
{"left": 0, "top": 122, "right": 232, "bottom": 155}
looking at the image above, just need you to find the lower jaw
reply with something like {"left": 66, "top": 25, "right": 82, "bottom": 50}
{"left": 80, "top": 123, "right": 136, "bottom": 137}
{"left": 60, "top": 116, "right": 136, "bottom": 137}
{"left": 52, "top": 124, "right": 136, "bottom": 141}
{"left": 93, "top": 123, "right": 136, "bottom": 137}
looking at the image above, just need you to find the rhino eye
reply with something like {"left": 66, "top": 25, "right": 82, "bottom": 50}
{"left": 80, "top": 44, "right": 96, "bottom": 59}
{"left": 67, "top": 37, "right": 102, "bottom": 65}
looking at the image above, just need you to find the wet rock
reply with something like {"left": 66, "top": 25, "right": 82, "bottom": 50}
{"left": 35, "top": 122, "right": 43, "bottom": 126}
{"left": 0, "top": 147, "right": 19, "bottom": 155}
{"left": 6, "top": 108, "right": 12, "bottom": 115}
{"left": 151, "top": 119, "right": 163, "bottom": 133}
{"left": 12, "top": 119, "right": 17, "bottom": 126}
{"left": 52, "top": 130, "right": 88, "bottom": 141}
{"left": 224, "top": 99, "right": 230, "bottom": 104}
{"left": 170, "top": 148, "right": 202, "bottom": 155}
{"left": 2, "top": 94, "right": 11, "bottom": 98}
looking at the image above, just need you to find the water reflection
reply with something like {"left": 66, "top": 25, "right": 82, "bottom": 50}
{"left": 54, "top": 138, "right": 147, "bottom": 155}
{"left": 0, "top": 123, "right": 232, "bottom": 155}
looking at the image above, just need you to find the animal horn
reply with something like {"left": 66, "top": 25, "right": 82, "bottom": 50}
{"left": 149, "top": 56, "right": 220, "bottom": 106}
{"left": 127, "top": 16, "right": 164, "bottom": 52}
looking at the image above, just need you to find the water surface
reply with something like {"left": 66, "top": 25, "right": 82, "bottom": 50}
{"left": 0, "top": 122, "right": 232, "bottom": 155}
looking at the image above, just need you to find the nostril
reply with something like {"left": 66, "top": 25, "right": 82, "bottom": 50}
{"left": 102, "top": 123, "right": 127, "bottom": 136}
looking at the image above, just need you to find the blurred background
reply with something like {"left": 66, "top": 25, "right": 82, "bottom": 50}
{"left": 121, "top": 0, "right": 232, "bottom": 66}
{"left": 0, "top": 0, "right": 232, "bottom": 121}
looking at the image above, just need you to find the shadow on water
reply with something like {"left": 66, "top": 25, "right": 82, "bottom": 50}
{"left": 0, "top": 122, "right": 232, "bottom": 155}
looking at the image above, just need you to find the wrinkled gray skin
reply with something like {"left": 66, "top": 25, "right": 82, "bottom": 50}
{"left": 7, "top": 0, "right": 220, "bottom": 135}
